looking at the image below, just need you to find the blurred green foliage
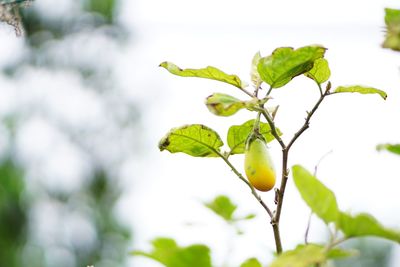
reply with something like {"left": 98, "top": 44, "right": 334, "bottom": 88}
{"left": 133, "top": 237, "right": 212, "bottom": 267}
{"left": 383, "top": 8, "right": 400, "bottom": 51}
{"left": 0, "top": 158, "right": 28, "bottom": 267}
{"left": 1, "top": 0, "right": 134, "bottom": 266}
{"left": 84, "top": 0, "right": 116, "bottom": 23}
{"left": 47, "top": 168, "right": 132, "bottom": 267}
{"left": 334, "top": 238, "right": 393, "bottom": 267}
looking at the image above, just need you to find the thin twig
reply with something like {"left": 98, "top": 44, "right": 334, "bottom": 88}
{"left": 287, "top": 82, "right": 331, "bottom": 151}
{"left": 253, "top": 85, "right": 261, "bottom": 98}
{"left": 314, "top": 150, "right": 333, "bottom": 176}
{"left": 325, "top": 236, "right": 348, "bottom": 251}
{"left": 239, "top": 86, "right": 256, "bottom": 98}
{"left": 260, "top": 109, "right": 285, "bottom": 149}
{"left": 266, "top": 85, "right": 273, "bottom": 96}
{"left": 304, "top": 211, "right": 313, "bottom": 244}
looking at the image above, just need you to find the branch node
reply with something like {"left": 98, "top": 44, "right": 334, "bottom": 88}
{"left": 274, "top": 188, "right": 279, "bottom": 205}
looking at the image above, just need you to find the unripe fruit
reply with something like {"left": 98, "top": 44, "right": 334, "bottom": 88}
{"left": 244, "top": 136, "right": 276, "bottom": 192}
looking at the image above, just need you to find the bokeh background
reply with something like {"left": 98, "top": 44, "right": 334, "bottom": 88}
{"left": 1, "top": 0, "right": 400, "bottom": 266}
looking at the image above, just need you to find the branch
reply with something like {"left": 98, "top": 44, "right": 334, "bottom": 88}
{"left": 305, "top": 211, "right": 313, "bottom": 244}
{"left": 265, "top": 82, "right": 332, "bottom": 254}
{"left": 287, "top": 82, "right": 331, "bottom": 151}
{"left": 260, "top": 109, "right": 285, "bottom": 149}
{"left": 239, "top": 86, "right": 256, "bottom": 98}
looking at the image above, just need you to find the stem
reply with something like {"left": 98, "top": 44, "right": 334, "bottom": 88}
{"left": 260, "top": 109, "right": 285, "bottom": 149}
{"left": 239, "top": 86, "right": 256, "bottom": 98}
{"left": 272, "top": 224, "right": 283, "bottom": 253}
{"left": 266, "top": 85, "right": 273, "bottom": 96}
{"left": 287, "top": 82, "right": 331, "bottom": 151}
{"left": 259, "top": 82, "right": 331, "bottom": 254}
{"left": 324, "top": 236, "right": 348, "bottom": 255}
{"left": 317, "top": 82, "right": 323, "bottom": 96}
{"left": 253, "top": 84, "right": 262, "bottom": 97}
{"left": 273, "top": 148, "right": 289, "bottom": 224}
{"left": 304, "top": 211, "right": 313, "bottom": 244}
{"left": 259, "top": 107, "right": 287, "bottom": 254}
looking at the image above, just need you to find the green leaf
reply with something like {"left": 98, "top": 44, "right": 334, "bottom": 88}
{"left": 270, "top": 244, "right": 357, "bottom": 267}
{"left": 304, "top": 58, "right": 331, "bottom": 84}
{"left": 160, "top": 61, "right": 247, "bottom": 89}
{"left": 204, "top": 195, "right": 237, "bottom": 221}
{"left": 270, "top": 244, "right": 326, "bottom": 267}
{"left": 250, "top": 51, "right": 262, "bottom": 88}
{"left": 337, "top": 212, "right": 400, "bottom": 243}
{"left": 242, "top": 213, "right": 257, "bottom": 220}
{"left": 227, "top": 119, "right": 281, "bottom": 155}
{"left": 383, "top": 8, "right": 400, "bottom": 51}
{"left": 385, "top": 8, "right": 400, "bottom": 25}
{"left": 376, "top": 143, "right": 400, "bottom": 155}
{"left": 334, "top": 85, "right": 387, "bottom": 100}
{"left": 326, "top": 247, "right": 359, "bottom": 260}
{"left": 257, "top": 45, "right": 326, "bottom": 88}
{"left": 205, "top": 93, "right": 259, "bottom": 116}
{"left": 240, "top": 258, "right": 262, "bottom": 267}
{"left": 133, "top": 237, "right": 212, "bottom": 267}
{"left": 85, "top": 0, "right": 116, "bottom": 22}
{"left": 159, "top": 124, "right": 224, "bottom": 157}
{"left": 170, "top": 245, "right": 212, "bottom": 267}
{"left": 132, "top": 238, "right": 178, "bottom": 264}
{"left": 292, "top": 165, "right": 339, "bottom": 224}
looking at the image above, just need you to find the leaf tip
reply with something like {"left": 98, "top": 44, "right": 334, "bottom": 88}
{"left": 158, "top": 136, "right": 170, "bottom": 151}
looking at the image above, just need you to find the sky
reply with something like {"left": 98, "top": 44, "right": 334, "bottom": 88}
{"left": 1, "top": 0, "right": 400, "bottom": 266}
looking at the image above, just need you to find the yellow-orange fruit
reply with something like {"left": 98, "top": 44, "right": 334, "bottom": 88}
{"left": 244, "top": 137, "right": 276, "bottom": 191}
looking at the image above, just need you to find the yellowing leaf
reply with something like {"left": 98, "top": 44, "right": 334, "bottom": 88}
{"left": 270, "top": 244, "right": 326, "bottom": 267}
{"left": 250, "top": 51, "right": 262, "bottom": 88}
{"left": 160, "top": 61, "right": 247, "bottom": 89}
{"left": 383, "top": 8, "right": 400, "bottom": 51}
{"left": 205, "top": 93, "right": 247, "bottom": 116}
{"left": 334, "top": 85, "right": 387, "bottom": 100}
{"left": 159, "top": 124, "right": 223, "bottom": 157}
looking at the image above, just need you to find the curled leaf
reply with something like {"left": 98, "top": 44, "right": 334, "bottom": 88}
{"left": 205, "top": 93, "right": 247, "bottom": 116}
{"left": 250, "top": 51, "right": 262, "bottom": 88}
{"left": 334, "top": 85, "right": 387, "bottom": 100}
